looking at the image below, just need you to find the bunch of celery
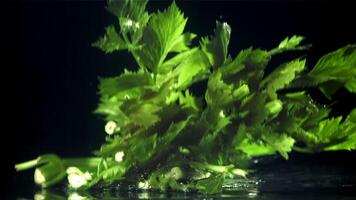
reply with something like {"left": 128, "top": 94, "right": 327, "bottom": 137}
{"left": 16, "top": 0, "right": 356, "bottom": 194}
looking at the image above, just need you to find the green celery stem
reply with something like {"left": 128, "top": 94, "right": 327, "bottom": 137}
{"left": 15, "top": 158, "right": 38, "bottom": 171}
{"left": 15, "top": 157, "right": 101, "bottom": 172}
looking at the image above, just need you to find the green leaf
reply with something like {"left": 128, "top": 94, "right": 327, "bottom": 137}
{"left": 128, "top": 133, "right": 157, "bottom": 163}
{"left": 160, "top": 116, "right": 193, "bottom": 146}
{"left": 179, "top": 90, "right": 200, "bottom": 111}
{"left": 201, "top": 21, "right": 231, "bottom": 68}
{"left": 165, "top": 91, "right": 180, "bottom": 105}
{"left": 235, "top": 48, "right": 270, "bottom": 70}
{"left": 232, "top": 83, "right": 250, "bottom": 101}
{"left": 325, "top": 133, "right": 356, "bottom": 151}
{"left": 289, "top": 45, "right": 356, "bottom": 97}
{"left": 313, "top": 117, "right": 343, "bottom": 143}
{"left": 95, "top": 96, "right": 121, "bottom": 116}
{"left": 240, "top": 92, "right": 268, "bottom": 125}
{"left": 233, "top": 47, "right": 270, "bottom": 70}
{"left": 92, "top": 26, "right": 127, "bottom": 53}
{"left": 159, "top": 48, "right": 198, "bottom": 74}
{"left": 137, "top": 2, "right": 187, "bottom": 72}
{"left": 324, "top": 109, "right": 356, "bottom": 151}
{"left": 278, "top": 35, "right": 305, "bottom": 49}
{"left": 345, "top": 77, "right": 356, "bottom": 93}
{"left": 345, "top": 108, "right": 356, "bottom": 123}
{"left": 170, "top": 32, "right": 197, "bottom": 52}
{"left": 125, "top": 102, "right": 161, "bottom": 128}
{"left": 221, "top": 47, "right": 270, "bottom": 90}
{"left": 174, "top": 49, "right": 210, "bottom": 89}
{"left": 95, "top": 96, "right": 130, "bottom": 127}
{"left": 236, "top": 137, "right": 276, "bottom": 157}
{"left": 309, "top": 45, "right": 356, "bottom": 80}
{"left": 298, "top": 110, "right": 356, "bottom": 151}
{"left": 148, "top": 2, "right": 187, "bottom": 52}
{"left": 300, "top": 107, "right": 331, "bottom": 130}
{"left": 95, "top": 136, "right": 123, "bottom": 157}
{"left": 261, "top": 59, "right": 306, "bottom": 99}
{"left": 199, "top": 113, "right": 231, "bottom": 149}
{"left": 98, "top": 70, "right": 154, "bottom": 97}
{"left": 90, "top": 159, "right": 127, "bottom": 186}
{"left": 307, "top": 45, "right": 356, "bottom": 97}
{"left": 270, "top": 35, "right": 310, "bottom": 55}
{"left": 275, "top": 92, "right": 331, "bottom": 135}
{"left": 148, "top": 167, "right": 188, "bottom": 191}
{"left": 205, "top": 71, "right": 233, "bottom": 107}
{"left": 100, "top": 165, "right": 126, "bottom": 182}
{"left": 106, "top": 0, "right": 148, "bottom": 22}
{"left": 262, "top": 133, "right": 295, "bottom": 159}
{"left": 195, "top": 174, "right": 224, "bottom": 194}
{"left": 265, "top": 99, "right": 283, "bottom": 116}
{"left": 106, "top": 0, "right": 150, "bottom": 45}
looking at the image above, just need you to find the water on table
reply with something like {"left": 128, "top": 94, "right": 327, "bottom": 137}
{"left": 13, "top": 152, "right": 356, "bottom": 200}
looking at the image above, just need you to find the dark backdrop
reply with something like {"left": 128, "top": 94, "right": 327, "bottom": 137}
{"left": 2, "top": 0, "right": 356, "bottom": 198}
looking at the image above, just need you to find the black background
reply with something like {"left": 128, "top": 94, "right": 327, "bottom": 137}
{"left": 2, "top": 0, "right": 356, "bottom": 198}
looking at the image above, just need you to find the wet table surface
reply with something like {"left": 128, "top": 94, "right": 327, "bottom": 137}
{"left": 11, "top": 152, "right": 356, "bottom": 199}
